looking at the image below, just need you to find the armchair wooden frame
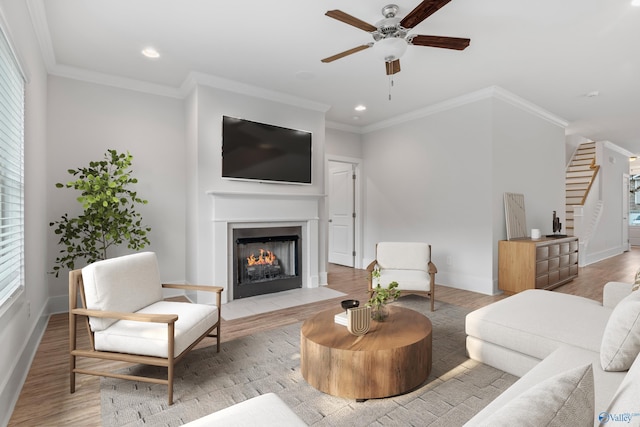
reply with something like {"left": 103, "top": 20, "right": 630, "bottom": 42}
{"left": 366, "top": 243, "right": 438, "bottom": 312}
{"left": 68, "top": 269, "right": 223, "bottom": 405}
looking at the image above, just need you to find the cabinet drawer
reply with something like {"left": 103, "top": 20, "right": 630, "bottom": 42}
{"left": 536, "top": 246, "right": 549, "bottom": 259}
{"left": 548, "top": 270, "right": 560, "bottom": 285}
{"left": 570, "top": 264, "right": 578, "bottom": 277}
{"left": 560, "top": 243, "right": 570, "bottom": 254}
{"left": 548, "top": 257, "right": 560, "bottom": 271}
{"left": 536, "top": 260, "right": 549, "bottom": 275}
{"left": 536, "top": 274, "right": 549, "bottom": 289}
{"left": 559, "top": 267, "right": 570, "bottom": 280}
{"left": 570, "top": 252, "right": 578, "bottom": 265}
{"left": 559, "top": 254, "right": 570, "bottom": 268}
{"left": 548, "top": 244, "right": 560, "bottom": 257}
{"left": 570, "top": 240, "right": 578, "bottom": 252}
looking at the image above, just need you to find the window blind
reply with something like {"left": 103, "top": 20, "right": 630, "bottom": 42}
{"left": 0, "top": 26, "right": 25, "bottom": 307}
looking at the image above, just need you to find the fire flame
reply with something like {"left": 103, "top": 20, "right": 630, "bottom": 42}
{"left": 247, "top": 249, "right": 277, "bottom": 266}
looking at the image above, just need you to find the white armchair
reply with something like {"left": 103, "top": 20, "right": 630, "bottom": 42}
{"left": 69, "top": 251, "right": 222, "bottom": 404}
{"left": 366, "top": 242, "right": 437, "bottom": 311}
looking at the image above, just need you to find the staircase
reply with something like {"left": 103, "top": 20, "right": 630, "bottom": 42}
{"left": 565, "top": 142, "right": 599, "bottom": 236}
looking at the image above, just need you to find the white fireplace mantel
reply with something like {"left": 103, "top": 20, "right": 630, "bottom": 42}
{"left": 207, "top": 190, "right": 325, "bottom": 303}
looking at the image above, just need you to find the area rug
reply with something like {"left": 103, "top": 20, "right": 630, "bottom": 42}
{"left": 101, "top": 296, "right": 518, "bottom": 426}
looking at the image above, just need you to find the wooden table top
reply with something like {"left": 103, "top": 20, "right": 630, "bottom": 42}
{"left": 301, "top": 305, "right": 432, "bottom": 351}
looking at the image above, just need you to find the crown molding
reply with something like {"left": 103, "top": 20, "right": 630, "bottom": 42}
{"left": 360, "top": 86, "right": 568, "bottom": 134}
{"left": 49, "top": 63, "right": 183, "bottom": 98}
{"left": 325, "top": 121, "right": 362, "bottom": 134}
{"left": 182, "top": 71, "right": 331, "bottom": 113}
{"left": 604, "top": 140, "right": 634, "bottom": 157}
{"left": 491, "top": 86, "right": 569, "bottom": 129}
{"left": 26, "top": 0, "right": 54, "bottom": 73}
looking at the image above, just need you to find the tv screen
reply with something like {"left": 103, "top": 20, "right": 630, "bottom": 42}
{"left": 222, "top": 116, "right": 312, "bottom": 184}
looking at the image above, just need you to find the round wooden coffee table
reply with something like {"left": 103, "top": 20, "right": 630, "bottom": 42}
{"left": 300, "top": 305, "right": 432, "bottom": 400}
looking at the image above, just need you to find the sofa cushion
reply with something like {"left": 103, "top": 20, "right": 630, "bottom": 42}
{"left": 466, "top": 290, "right": 612, "bottom": 360}
{"left": 464, "top": 345, "right": 626, "bottom": 426}
{"left": 603, "top": 282, "right": 634, "bottom": 309}
{"left": 601, "top": 353, "right": 640, "bottom": 425}
{"left": 600, "top": 291, "right": 640, "bottom": 371}
{"left": 82, "top": 252, "right": 164, "bottom": 331}
{"left": 477, "top": 364, "right": 594, "bottom": 427}
{"left": 94, "top": 300, "right": 218, "bottom": 358}
{"left": 181, "top": 393, "right": 306, "bottom": 427}
{"left": 379, "top": 269, "right": 431, "bottom": 291}
{"left": 633, "top": 268, "right": 640, "bottom": 292}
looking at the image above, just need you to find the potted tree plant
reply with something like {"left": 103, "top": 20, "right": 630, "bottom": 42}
{"left": 367, "top": 268, "right": 401, "bottom": 321}
{"left": 49, "top": 149, "right": 151, "bottom": 276}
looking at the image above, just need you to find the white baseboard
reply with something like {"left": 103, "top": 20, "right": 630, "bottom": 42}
{"left": 0, "top": 309, "right": 49, "bottom": 427}
{"left": 583, "top": 247, "right": 624, "bottom": 266}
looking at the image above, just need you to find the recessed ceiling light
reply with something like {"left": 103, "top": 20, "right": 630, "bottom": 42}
{"left": 354, "top": 105, "right": 367, "bottom": 112}
{"left": 585, "top": 90, "right": 599, "bottom": 98}
{"left": 632, "top": 0, "right": 640, "bottom": 6}
{"left": 141, "top": 47, "right": 160, "bottom": 59}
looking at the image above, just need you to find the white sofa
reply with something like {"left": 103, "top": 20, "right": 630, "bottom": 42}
{"left": 181, "top": 393, "right": 306, "bottom": 426}
{"left": 464, "top": 282, "right": 640, "bottom": 426}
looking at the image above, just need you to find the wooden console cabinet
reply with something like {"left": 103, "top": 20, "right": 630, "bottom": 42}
{"left": 498, "top": 236, "right": 579, "bottom": 295}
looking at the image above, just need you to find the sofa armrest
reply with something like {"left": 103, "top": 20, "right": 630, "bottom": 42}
{"left": 603, "top": 282, "right": 632, "bottom": 309}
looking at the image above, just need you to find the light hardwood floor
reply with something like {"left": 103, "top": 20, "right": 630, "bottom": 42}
{"left": 9, "top": 248, "right": 640, "bottom": 426}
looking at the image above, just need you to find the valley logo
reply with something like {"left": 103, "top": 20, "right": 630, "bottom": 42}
{"left": 598, "top": 411, "right": 640, "bottom": 424}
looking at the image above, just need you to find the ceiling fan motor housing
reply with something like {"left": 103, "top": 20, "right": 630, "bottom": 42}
{"left": 373, "top": 17, "right": 408, "bottom": 41}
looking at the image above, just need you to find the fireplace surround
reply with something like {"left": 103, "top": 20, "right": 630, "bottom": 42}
{"left": 207, "top": 191, "right": 324, "bottom": 303}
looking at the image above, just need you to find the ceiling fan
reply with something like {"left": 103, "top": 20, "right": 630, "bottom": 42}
{"left": 321, "top": 0, "right": 470, "bottom": 75}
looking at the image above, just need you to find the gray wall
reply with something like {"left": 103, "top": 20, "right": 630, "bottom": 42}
{"left": 46, "top": 76, "right": 187, "bottom": 303}
{"left": 361, "top": 94, "right": 566, "bottom": 294}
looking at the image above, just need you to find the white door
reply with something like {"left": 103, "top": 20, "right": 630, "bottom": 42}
{"left": 623, "top": 173, "right": 630, "bottom": 251}
{"left": 328, "top": 161, "right": 355, "bottom": 266}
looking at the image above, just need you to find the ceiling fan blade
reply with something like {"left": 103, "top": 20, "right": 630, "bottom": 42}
{"left": 410, "top": 35, "right": 470, "bottom": 50}
{"left": 385, "top": 59, "right": 401, "bottom": 75}
{"left": 321, "top": 44, "right": 371, "bottom": 63}
{"left": 400, "top": 0, "right": 452, "bottom": 29}
{"left": 325, "top": 10, "right": 377, "bottom": 32}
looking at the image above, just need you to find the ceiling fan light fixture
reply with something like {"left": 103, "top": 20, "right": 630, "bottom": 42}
{"left": 373, "top": 37, "right": 408, "bottom": 62}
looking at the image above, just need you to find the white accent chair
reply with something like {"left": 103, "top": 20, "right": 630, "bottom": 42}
{"left": 366, "top": 242, "right": 437, "bottom": 311}
{"left": 68, "top": 251, "right": 222, "bottom": 405}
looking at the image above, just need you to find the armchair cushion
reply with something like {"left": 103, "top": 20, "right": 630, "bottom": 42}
{"left": 376, "top": 242, "right": 431, "bottom": 271}
{"left": 94, "top": 300, "right": 219, "bottom": 358}
{"left": 379, "top": 269, "right": 431, "bottom": 291}
{"left": 82, "top": 252, "right": 164, "bottom": 331}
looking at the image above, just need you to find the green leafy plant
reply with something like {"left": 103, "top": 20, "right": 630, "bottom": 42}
{"left": 49, "top": 149, "right": 151, "bottom": 277}
{"left": 367, "top": 268, "right": 401, "bottom": 320}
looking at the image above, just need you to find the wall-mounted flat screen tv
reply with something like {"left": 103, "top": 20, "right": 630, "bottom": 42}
{"left": 222, "top": 116, "right": 312, "bottom": 184}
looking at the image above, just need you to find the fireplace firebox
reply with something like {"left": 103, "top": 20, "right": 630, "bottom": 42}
{"left": 232, "top": 226, "right": 302, "bottom": 299}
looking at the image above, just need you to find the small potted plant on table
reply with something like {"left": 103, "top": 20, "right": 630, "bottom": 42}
{"left": 367, "top": 268, "right": 400, "bottom": 321}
